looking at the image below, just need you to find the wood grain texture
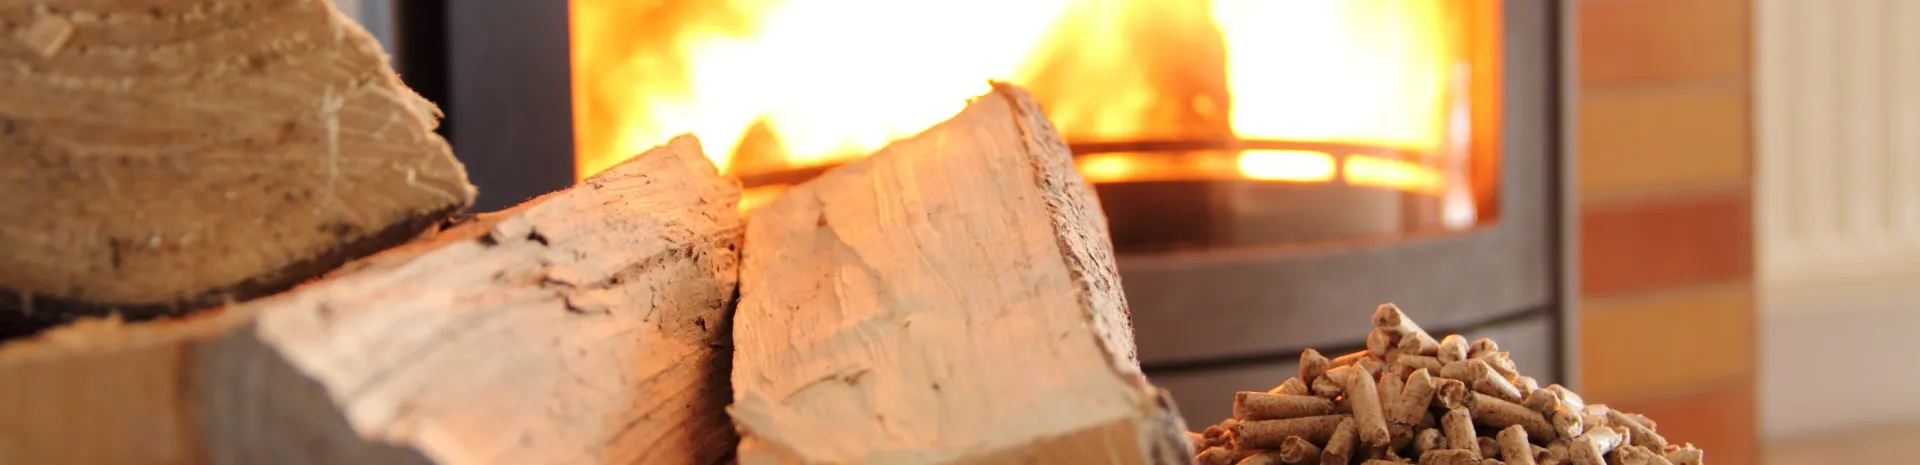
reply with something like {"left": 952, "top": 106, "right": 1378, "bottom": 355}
{"left": 0, "top": 314, "right": 237, "bottom": 465}
{"left": 729, "top": 83, "right": 1190, "bottom": 464}
{"left": 0, "top": 0, "right": 475, "bottom": 331}
{"left": 1579, "top": 191, "right": 1752, "bottom": 296}
{"left": 0, "top": 135, "right": 740, "bottom": 465}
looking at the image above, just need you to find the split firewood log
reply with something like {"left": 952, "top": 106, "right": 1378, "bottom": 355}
{"left": 729, "top": 82, "right": 1192, "bottom": 464}
{"left": 0, "top": 135, "right": 737, "bottom": 465}
{"left": 0, "top": 0, "right": 475, "bottom": 339}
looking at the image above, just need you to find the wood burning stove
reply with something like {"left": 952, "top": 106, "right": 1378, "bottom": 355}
{"left": 362, "top": 0, "right": 1570, "bottom": 426}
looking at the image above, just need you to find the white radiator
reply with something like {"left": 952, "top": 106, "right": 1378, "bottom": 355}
{"left": 1757, "top": 0, "right": 1920, "bottom": 287}
{"left": 1757, "top": 0, "right": 1920, "bottom": 441}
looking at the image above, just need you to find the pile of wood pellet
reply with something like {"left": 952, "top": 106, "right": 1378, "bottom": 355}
{"left": 1187, "top": 304, "right": 1706, "bottom": 465}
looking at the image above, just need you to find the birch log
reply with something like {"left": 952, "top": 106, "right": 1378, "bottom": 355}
{"left": 0, "top": 0, "right": 474, "bottom": 338}
{"left": 729, "top": 83, "right": 1191, "bottom": 464}
{"left": 0, "top": 135, "right": 738, "bottom": 465}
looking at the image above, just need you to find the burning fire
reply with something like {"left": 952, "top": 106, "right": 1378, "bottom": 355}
{"left": 571, "top": 0, "right": 1491, "bottom": 195}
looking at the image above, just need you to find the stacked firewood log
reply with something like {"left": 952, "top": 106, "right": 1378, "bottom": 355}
{"left": 0, "top": 2, "right": 743, "bottom": 463}
{"left": 0, "top": 0, "right": 476, "bottom": 339}
{"left": 1188, "top": 304, "right": 1705, "bottom": 465}
{"left": 0, "top": 0, "right": 1188, "bottom": 460}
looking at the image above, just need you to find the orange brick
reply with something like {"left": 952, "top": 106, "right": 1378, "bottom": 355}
{"left": 1602, "top": 381, "right": 1758, "bottom": 465}
{"left": 1577, "top": 89, "right": 1750, "bottom": 201}
{"left": 1580, "top": 191, "right": 1752, "bottom": 296}
{"left": 1579, "top": 0, "right": 1751, "bottom": 86}
{"left": 1579, "top": 284, "right": 1755, "bottom": 401}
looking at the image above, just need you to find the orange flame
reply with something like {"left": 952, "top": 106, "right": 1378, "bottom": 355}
{"left": 570, "top": 0, "right": 1489, "bottom": 193}
{"left": 1212, "top": 0, "right": 1453, "bottom": 149}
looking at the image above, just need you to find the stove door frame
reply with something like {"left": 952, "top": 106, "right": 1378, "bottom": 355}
{"left": 1118, "top": 0, "right": 1570, "bottom": 424}
{"left": 1120, "top": 0, "right": 1565, "bottom": 364}
{"left": 387, "top": 0, "right": 578, "bottom": 211}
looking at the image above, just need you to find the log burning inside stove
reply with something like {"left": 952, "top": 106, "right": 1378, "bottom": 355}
{"left": 569, "top": 0, "right": 1505, "bottom": 251}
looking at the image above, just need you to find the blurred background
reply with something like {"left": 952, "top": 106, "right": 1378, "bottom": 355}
{"left": 1581, "top": 0, "right": 1914, "bottom": 463}
{"left": 329, "top": 0, "right": 1917, "bottom": 462}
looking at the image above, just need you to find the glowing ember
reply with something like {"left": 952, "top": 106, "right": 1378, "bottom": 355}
{"left": 570, "top": 0, "right": 1488, "bottom": 196}
{"left": 1346, "top": 155, "right": 1446, "bottom": 195}
{"left": 1237, "top": 150, "right": 1337, "bottom": 183}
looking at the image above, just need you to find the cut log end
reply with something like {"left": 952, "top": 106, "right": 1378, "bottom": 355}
{"left": 0, "top": 0, "right": 475, "bottom": 341}
{"left": 729, "top": 83, "right": 1184, "bottom": 464}
{"left": 0, "top": 134, "right": 738, "bottom": 465}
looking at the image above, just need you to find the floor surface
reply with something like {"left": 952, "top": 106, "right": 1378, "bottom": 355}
{"left": 1765, "top": 422, "right": 1920, "bottom": 464}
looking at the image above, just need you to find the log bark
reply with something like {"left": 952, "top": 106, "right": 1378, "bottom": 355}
{"left": 729, "top": 82, "right": 1190, "bottom": 464}
{"left": 0, "top": 135, "right": 738, "bottom": 465}
{"left": 0, "top": 0, "right": 475, "bottom": 339}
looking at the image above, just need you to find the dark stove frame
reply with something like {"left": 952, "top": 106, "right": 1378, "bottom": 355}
{"left": 379, "top": 0, "right": 1574, "bottom": 425}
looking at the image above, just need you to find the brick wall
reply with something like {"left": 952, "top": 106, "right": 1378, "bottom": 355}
{"left": 1575, "top": 0, "right": 1757, "bottom": 462}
